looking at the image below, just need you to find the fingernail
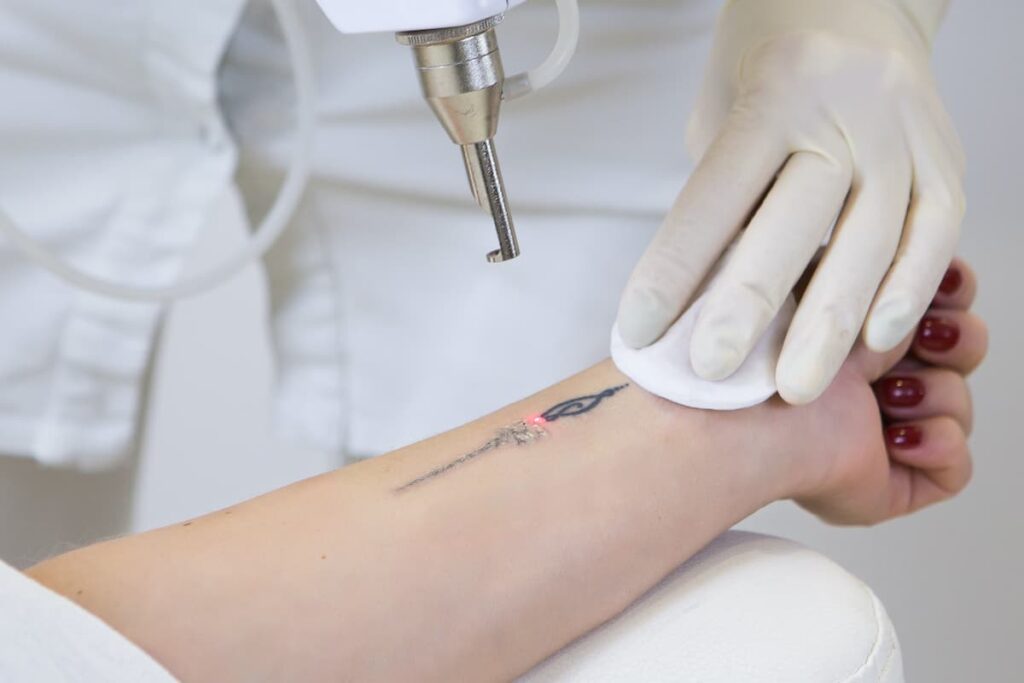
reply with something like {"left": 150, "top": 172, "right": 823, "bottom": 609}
{"left": 886, "top": 424, "right": 923, "bottom": 449}
{"left": 917, "top": 316, "right": 960, "bottom": 352}
{"left": 877, "top": 376, "right": 925, "bottom": 407}
{"left": 938, "top": 267, "right": 963, "bottom": 295}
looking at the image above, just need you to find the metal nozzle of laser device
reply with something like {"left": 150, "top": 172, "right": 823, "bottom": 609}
{"left": 397, "top": 16, "right": 519, "bottom": 263}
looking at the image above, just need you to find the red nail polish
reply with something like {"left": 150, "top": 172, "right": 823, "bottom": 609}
{"left": 887, "top": 424, "right": 923, "bottom": 449}
{"left": 877, "top": 377, "right": 925, "bottom": 407}
{"left": 938, "top": 267, "right": 963, "bottom": 295}
{"left": 918, "top": 316, "right": 960, "bottom": 352}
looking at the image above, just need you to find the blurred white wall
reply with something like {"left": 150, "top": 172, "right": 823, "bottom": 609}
{"left": 2, "top": 1, "right": 1019, "bottom": 680}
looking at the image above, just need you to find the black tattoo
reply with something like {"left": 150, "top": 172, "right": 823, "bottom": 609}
{"left": 540, "top": 385, "right": 629, "bottom": 422}
{"left": 396, "top": 384, "right": 629, "bottom": 492}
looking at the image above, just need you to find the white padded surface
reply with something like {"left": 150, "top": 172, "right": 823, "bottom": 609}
{"left": 521, "top": 531, "right": 903, "bottom": 682}
{"left": 0, "top": 560, "right": 175, "bottom": 682}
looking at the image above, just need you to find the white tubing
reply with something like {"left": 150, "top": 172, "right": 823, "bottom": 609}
{"left": 0, "top": 0, "right": 316, "bottom": 302}
{"left": 503, "top": 0, "right": 580, "bottom": 100}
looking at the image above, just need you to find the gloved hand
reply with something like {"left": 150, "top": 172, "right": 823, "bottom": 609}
{"left": 617, "top": 0, "right": 965, "bottom": 404}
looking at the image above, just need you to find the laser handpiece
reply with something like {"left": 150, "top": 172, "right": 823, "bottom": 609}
{"left": 397, "top": 18, "right": 518, "bottom": 262}
{"left": 314, "top": 0, "right": 580, "bottom": 264}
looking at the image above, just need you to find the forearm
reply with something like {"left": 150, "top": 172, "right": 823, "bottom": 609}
{"left": 28, "top": 360, "right": 799, "bottom": 682}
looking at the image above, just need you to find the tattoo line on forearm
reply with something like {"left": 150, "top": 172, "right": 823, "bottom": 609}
{"left": 396, "top": 384, "right": 629, "bottom": 492}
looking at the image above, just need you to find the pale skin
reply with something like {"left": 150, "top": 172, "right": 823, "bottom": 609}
{"left": 26, "top": 259, "right": 986, "bottom": 682}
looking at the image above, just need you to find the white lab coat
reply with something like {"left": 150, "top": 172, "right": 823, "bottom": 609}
{"left": 0, "top": 0, "right": 716, "bottom": 467}
{"left": 0, "top": 0, "right": 247, "bottom": 467}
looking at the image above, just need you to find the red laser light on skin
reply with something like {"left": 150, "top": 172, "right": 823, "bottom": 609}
{"left": 526, "top": 414, "right": 548, "bottom": 427}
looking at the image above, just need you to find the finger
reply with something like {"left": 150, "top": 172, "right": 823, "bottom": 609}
{"left": 617, "top": 102, "right": 789, "bottom": 348}
{"left": 864, "top": 117, "right": 966, "bottom": 352}
{"left": 931, "top": 257, "right": 977, "bottom": 311}
{"left": 777, "top": 156, "right": 913, "bottom": 404}
{"left": 912, "top": 309, "right": 989, "bottom": 375}
{"left": 874, "top": 368, "right": 973, "bottom": 435}
{"left": 885, "top": 416, "right": 972, "bottom": 517}
{"left": 689, "top": 150, "right": 852, "bottom": 380}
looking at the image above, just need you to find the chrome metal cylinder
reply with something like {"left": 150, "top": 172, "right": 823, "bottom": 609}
{"left": 400, "top": 24, "right": 503, "bottom": 145}
{"left": 397, "top": 17, "right": 521, "bottom": 263}
{"left": 469, "top": 139, "right": 519, "bottom": 262}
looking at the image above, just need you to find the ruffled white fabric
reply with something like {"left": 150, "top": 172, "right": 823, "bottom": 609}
{"left": 0, "top": 0, "right": 245, "bottom": 468}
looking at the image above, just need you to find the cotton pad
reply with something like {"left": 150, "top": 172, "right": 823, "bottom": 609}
{"left": 612, "top": 228, "right": 835, "bottom": 410}
{"left": 611, "top": 287, "right": 796, "bottom": 411}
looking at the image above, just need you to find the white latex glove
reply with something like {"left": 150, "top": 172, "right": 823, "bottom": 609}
{"left": 617, "top": 0, "right": 965, "bottom": 404}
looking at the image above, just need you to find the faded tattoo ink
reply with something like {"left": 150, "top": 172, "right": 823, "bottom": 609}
{"left": 396, "top": 421, "right": 546, "bottom": 492}
{"left": 396, "top": 384, "right": 629, "bottom": 492}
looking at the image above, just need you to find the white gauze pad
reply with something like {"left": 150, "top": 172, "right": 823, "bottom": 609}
{"left": 611, "top": 265, "right": 796, "bottom": 411}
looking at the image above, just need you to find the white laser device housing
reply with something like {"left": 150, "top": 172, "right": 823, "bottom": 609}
{"left": 314, "top": 0, "right": 529, "bottom": 34}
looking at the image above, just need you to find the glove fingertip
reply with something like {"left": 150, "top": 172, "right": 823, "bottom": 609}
{"left": 864, "top": 296, "right": 919, "bottom": 353}
{"left": 776, "top": 359, "right": 825, "bottom": 405}
{"left": 690, "top": 326, "right": 745, "bottom": 381}
{"left": 617, "top": 289, "right": 673, "bottom": 349}
{"left": 775, "top": 329, "right": 840, "bottom": 406}
{"left": 775, "top": 376, "right": 825, "bottom": 407}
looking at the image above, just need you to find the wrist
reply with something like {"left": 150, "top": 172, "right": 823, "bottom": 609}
{"left": 506, "top": 359, "right": 809, "bottom": 523}
{"left": 619, "top": 369, "right": 810, "bottom": 513}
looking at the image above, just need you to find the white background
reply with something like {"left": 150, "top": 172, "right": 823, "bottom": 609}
{"left": 2, "top": 2, "right": 1020, "bottom": 681}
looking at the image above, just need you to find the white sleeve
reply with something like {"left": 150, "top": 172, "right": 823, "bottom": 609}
{"left": 0, "top": 560, "right": 177, "bottom": 683}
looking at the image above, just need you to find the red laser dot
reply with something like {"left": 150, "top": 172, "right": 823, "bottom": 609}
{"left": 527, "top": 414, "right": 547, "bottom": 426}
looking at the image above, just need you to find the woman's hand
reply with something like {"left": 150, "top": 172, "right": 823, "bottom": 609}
{"left": 781, "top": 258, "right": 985, "bottom": 525}
{"left": 618, "top": 0, "right": 964, "bottom": 406}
